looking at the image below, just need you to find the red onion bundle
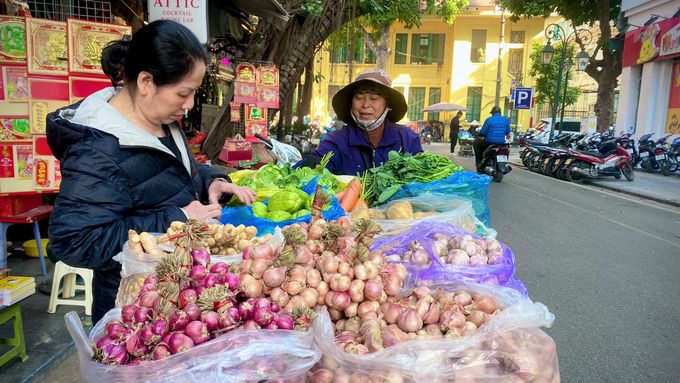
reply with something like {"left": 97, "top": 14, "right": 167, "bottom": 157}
{"left": 327, "top": 287, "right": 502, "bottom": 355}
{"left": 93, "top": 222, "right": 309, "bottom": 367}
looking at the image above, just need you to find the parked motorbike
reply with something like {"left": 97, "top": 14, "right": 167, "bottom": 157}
{"left": 654, "top": 134, "right": 675, "bottom": 176}
{"left": 564, "top": 138, "right": 634, "bottom": 183}
{"left": 540, "top": 134, "right": 586, "bottom": 179}
{"left": 668, "top": 137, "right": 680, "bottom": 173}
{"left": 617, "top": 133, "right": 639, "bottom": 167}
{"left": 637, "top": 133, "right": 657, "bottom": 173}
{"left": 522, "top": 133, "right": 573, "bottom": 174}
{"left": 476, "top": 138, "right": 512, "bottom": 182}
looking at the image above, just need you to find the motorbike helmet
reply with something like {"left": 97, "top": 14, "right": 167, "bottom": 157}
{"left": 490, "top": 106, "right": 502, "bottom": 115}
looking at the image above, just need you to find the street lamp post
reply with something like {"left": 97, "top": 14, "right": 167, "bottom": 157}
{"left": 541, "top": 24, "right": 592, "bottom": 137}
{"left": 558, "top": 60, "right": 574, "bottom": 137}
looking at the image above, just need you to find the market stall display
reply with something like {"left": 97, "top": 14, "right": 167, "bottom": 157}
{"left": 63, "top": 130, "right": 561, "bottom": 381}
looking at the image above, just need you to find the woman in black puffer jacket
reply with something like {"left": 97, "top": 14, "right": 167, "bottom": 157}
{"left": 46, "top": 21, "right": 256, "bottom": 323}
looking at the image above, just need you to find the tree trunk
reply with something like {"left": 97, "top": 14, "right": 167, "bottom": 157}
{"left": 295, "top": 79, "right": 303, "bottom": 121}
{"left": 362, "top": 23, "right": 391, "bottom": 71}
{"left": 111, "top": 0, "right": 145, "bottom": 33}
{"left": 298, "top": 57, "right": 314, "bottom": 120}
{"left": 202, "top": 0, "right": 355, "bottom": 162}
{"left": 580, "top": 0, "right": 623, "bottom": 133}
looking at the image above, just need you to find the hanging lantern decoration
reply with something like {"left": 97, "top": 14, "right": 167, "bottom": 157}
{"left": 256, "top": 66, "right": 279, "bottom": 109}
{"left": 234, "top": 63, "right": 257, "bottom": 104}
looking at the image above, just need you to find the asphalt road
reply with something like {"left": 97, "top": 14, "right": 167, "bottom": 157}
{"left": 427, "top": 142, "right": 680, "bottom": 382}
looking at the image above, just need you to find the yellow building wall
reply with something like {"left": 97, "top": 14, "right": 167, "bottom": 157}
{"left": 309, "top": 13, "right": 561, "bottom": 137}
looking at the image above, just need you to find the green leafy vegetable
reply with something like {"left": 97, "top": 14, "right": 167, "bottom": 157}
{"left": 252, "top": 202, "right": 268, "bottom": 217}
{"left": 294, "top": 209, "right": 311, "bottom": 219}
{"left": 361, "top": 151, "right": 464, "bottom": 206}
{"left": 266, "top": 210, "right": 293, "bottom": 222}
{"left": 268, "top": 191, "right": 304, "bottom": 213}
{"left": 236, "top": 153, "right": 338, "bottom": 194}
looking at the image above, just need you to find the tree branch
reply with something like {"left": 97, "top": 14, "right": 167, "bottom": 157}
{"left": 360, "top": 25, "right": 379, "bottom": 52}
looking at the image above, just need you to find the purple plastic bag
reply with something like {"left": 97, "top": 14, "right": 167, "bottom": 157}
{"left": 371, "top": 221, "right": 528, "bottom": 296}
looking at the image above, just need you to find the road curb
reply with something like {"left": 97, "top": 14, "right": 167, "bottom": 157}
{"left": 509, "top": 161, "right": 680, "bottom": 208}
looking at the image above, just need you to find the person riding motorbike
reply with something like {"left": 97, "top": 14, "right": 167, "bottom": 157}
{"left": 474, "top": 106, "right": 510, "bottom": 172}
{"left": 420, "top": 124, "right": 432, "bottom": 143}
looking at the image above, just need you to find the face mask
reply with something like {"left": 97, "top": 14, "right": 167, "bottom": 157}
{"left": 351, "top": 107, "right": 391, "bottom": 132}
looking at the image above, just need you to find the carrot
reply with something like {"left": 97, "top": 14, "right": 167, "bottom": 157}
{"left": 335, "top": 189, "right": 347, "bottom": 203}
{"left": 340, "top": 179, "right": 362, "bottom": 212}
{"left": 350, "top": 198, "right": 368, "bottom": 212}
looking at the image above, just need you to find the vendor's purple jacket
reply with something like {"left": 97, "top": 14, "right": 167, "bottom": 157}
{"left": 297, "top": 120, "right": 423, "bottom": 175}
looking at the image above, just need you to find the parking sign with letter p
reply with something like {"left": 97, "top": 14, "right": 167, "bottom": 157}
{"left": 514, "top": 87, "right": 532, "bottom": 110}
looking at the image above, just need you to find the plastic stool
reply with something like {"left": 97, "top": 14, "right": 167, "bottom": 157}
{"left": 48, "top": 261, "right": 93, "bottom": 316}
{"left": 0, "top": 302, "right": 28, "bottom": 366}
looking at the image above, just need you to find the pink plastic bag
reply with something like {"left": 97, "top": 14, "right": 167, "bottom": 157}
{"left": 64, "top": 308, "right": 321, "bottom": 383}
{"left": 307, "top": 279, "right": 559, "bottom": 382}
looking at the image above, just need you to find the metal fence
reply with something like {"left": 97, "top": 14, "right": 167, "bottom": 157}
{"left": 536, "top": 108, "right": 590, "bottom": 121}
{"left": 26, "top": 0, "right": 111, "bottom": 23}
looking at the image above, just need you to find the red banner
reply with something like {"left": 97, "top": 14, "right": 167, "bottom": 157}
{"left": 665, "top": 62, "right": 680, "bottom": 134}
{"left": 54, "top": 160, "right": 61, "bottom": 187}
{"left": 35, "top": 158, "right": 48, "bottom": 187}
{"left": 623, "top": 18, "right": 680, "bottom": 68}
{"left": 0, "top": 145, "right": 14, "bottom": 178}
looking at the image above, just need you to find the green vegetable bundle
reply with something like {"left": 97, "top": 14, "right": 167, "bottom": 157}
{"left": 252, "top": 190, "right": 328, "bottom": 222}
{"left": 237, "top": 153, "right": 339, "bottom": 195}
{"left": 360, "top": 151, "right": 464, "bottom": 206}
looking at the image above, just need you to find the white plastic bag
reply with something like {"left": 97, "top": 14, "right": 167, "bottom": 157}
{"left": 354, "top": 196, "right": 497, "bottom": 238}
{"left": 64, "top": 308, "right": 321, "bottom": 383}
{"left": 308, "top": 279, "right": 559, "bottom": 382}
{"left": 113, "top": 228, "right": 284, "bottom": 308}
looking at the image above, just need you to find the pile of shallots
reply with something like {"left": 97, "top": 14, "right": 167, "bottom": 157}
{"left": 94, "top": 247, "right": 312, "bottom": 366}
{"left": 386, "top": 234, "right": 504, "bottom": 266}
{"left": 236, "top": 216, "right": 410, "bottom": 329}
{"left": 332, "top": 286, "right": 501, "bottom": 356}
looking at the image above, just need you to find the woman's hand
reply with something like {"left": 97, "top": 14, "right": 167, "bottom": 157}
{"left": 183, "top": 201, "right": 222, "bottom": 221}
{"left": 209, "top": 180, "right": 257, "bottom": 206}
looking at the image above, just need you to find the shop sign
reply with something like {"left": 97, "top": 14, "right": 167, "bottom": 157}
{"left": 623, "top": 18, "right": 680, "bottom": 67}
{"left": 660, "top": 23, "right": 680, "bottom": 57}
{"left": 148, "top": 0, "right": 207, "bottom": 43}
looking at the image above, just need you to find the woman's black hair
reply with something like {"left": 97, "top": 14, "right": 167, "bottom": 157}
{"left": 101, "top": 20, "right": 210, "bottom": 88}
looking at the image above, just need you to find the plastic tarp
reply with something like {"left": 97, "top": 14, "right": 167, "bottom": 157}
{"left": 381, "top": 171, "right": 492, "bottom": 227}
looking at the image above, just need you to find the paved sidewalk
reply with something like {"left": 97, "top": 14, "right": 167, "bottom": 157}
{"left": 427, "top": 143, "right": 680, "bottom": 207}
{"left": 504, "top": 150, "right": 680, "bottom": 207}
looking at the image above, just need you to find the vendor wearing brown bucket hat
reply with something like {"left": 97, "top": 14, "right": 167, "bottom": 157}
{"left": 295, "top": 68, "right": 423, "bottom": 175}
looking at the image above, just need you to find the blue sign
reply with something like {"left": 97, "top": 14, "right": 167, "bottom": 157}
{"left": 514, "top": 87, "right": 533, "bottom": 110}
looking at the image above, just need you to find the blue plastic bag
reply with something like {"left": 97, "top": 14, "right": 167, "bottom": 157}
{"left": 220, "top": 188, "right": 346, "bottom": 235}
{"left": 371, "top": 221, "right": 528, "bottom": 296}
{"left": 382, "top": 171, "right": 491, "bottom": 227}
